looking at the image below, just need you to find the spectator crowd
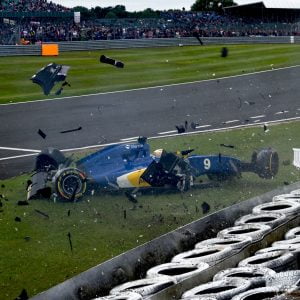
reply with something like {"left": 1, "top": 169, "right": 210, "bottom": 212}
{"left": 0, "top": 0, "right": 300, "bottom": 44}
{"left": 0, "top": 0, "right": 70, "bottom": 12}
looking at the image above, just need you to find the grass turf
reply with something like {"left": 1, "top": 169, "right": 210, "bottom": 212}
{"left": 0, "top": 120, "right": 300, "bottom": 299}
{"left": 1, "top": 44, "right": 300, "bottom": 104}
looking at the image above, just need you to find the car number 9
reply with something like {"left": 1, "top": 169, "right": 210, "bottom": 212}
{"left": 204, "top": 158, "right": 211, "bottom": 170}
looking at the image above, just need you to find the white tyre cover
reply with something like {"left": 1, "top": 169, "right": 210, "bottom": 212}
{"left": 146, "top": 261, "right": 209, "bottom": 282}
{"left": 195, "top": 236, "right": 252, "bottom": 251}
{"left": 181, "top": 278, "right": 251, "bottom": 299}
{"left": 171, "top": 245, "right": 233, "bottom": 266}
{"left": 234, "top": 212, "right": 287, "bottom": 229}
{"left": 217, "top": 224, "right": 271, "bottom": 242}
{"left": 252, "top": 200, "right": 300, "bottom": 216}
{"left": 110, "top": 276, "right": 175, "bottom": 296}
{"left": 213, "top": 266, "right": 276, "bottom": 288}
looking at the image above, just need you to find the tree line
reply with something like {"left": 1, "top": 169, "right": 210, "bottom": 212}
{"left": 73, "top": 0, "right": 236, "bottom": 20}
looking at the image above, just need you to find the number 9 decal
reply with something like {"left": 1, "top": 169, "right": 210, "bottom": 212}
{"left": 204, "top": 158, "right": 211, "bottom": 170}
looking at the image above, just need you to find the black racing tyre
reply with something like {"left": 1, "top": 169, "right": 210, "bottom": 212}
{"left": 146, "top": 262, "right": 209, "bottom": 282}
{"left": 35, "top": 147, "right": 66, "bottom": 171}
{"left": 273, "top": 194, "right": 300, "bottom": 202}
{"left": 171, "top": 245, "right": 232, "bottom": 266}
{"left": 217, "top": 224, "right": 271, "bottom": 242}
{"left": 273, "top": 237, "right": 300, "bottom": 247}
{"left": 213, "top": 266, "right": 276, "bottom": 288}
{"left": 195, "top": 236, "right": 252, "bottom": 251}
{"left": 181, "top": 278, "right": 251, "bottom": 300}
{"left": 253, "top": 148, "right": 279, "bottom": 179}
{"left": 55, "top": 168, "right": 87, "bottom": 201}
{"left": 93, "top": 292, "right": 143, "bottom": 300}
{"left": 231, "top": 286, "right": 293, "bottom": 300}
{"left": 238, "top": 250, "right": 297, "bottom": 272}
{"left": 265, "top": 270, "right": 300, "bottom": 289}
{"left": 285, "top": 227, "right": 300, "bottom": 240}
{"left": 252, "top": 200, "right": 300, "bottom": 216}
{"left": 234, "top": 212, "right": 287, "bottom": 229}
{"left": 109, "top": 276, "right": 175, "bottom": 297}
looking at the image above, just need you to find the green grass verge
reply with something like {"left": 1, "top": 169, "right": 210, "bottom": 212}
{"left": 1, "top": 44, "right": 300, "bottom": 104}
{"left": 0, "top": 120, "right": 300, "bottom": 299}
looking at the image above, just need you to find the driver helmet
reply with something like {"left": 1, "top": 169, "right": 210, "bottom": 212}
{"left": 153, "top": 149, "right": 163, "bottom": 158}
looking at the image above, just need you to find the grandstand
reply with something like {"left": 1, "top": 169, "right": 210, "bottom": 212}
{"left": 225, "top": 0, "right": 300, "bottom": 22}
{"left": 0, "top": 0, "right": 300, "bottom": 45}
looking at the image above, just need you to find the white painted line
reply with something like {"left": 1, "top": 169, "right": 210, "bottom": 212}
{"left": 275, "top": 110, "right": 289, "bottom": 115}
{"left": 1, "top": 116, "right": 300, "bottom": 162}
{"left": 250, "top": 115, "right": 266, "bottom": 119}
{"left": 195, "top": 124, "right": 211, "bottom": 129}
{"left": 61, "top": 116, "right": 300, "bottom": 153}
{"left": 253, "top": 119, "right": 261, "bottom": 123}
{"left": 0, "top": 153, "right": 38, "bottom": 161}
{"left": 120, "top": 136, "right": 139, "bottom": 142}
{"left": 0, "top": 146, "right": 41, "bottom": 153}
{"left": 158, "top": 130, "right": 177, "bottom": 135}
{"left": 1, "top": 64, "right": 300, "bottom": 106}
{"left": 224, "top": 120, "right": 239, "bottom": 124}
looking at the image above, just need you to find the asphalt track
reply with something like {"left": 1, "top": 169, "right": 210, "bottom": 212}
{"left": 1, "top": 65, "right": 300, "bottom": 179}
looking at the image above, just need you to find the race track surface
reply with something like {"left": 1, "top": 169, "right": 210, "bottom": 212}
{"left": 1, "top": 66, "right": 300, "bottom": 179}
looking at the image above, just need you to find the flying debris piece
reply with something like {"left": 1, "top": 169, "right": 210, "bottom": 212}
{"left": 67, "top": 232, "right": 73, "bottom": 253}
{"left": 263, "top": 124, "right": 269, "bottom": 133}
{"left": 218, "top": 153, "right": 222, "bottom": 163}
{"left": 60, "top": 126, "right": 82, "bottom": 134}
{"left": 125, "top": 191, "right": 138, "bottom": 203}
{"left": 201, "top": 201, "right": 210, "bottom": 214}
{"left": 55, "top": 87, "right": 63, "bottom": 95}
{"left": 123, "top": 209, "right": 127, "bottom": 219}
{"left": 24, "top": 236, "right": 31, "bottom": 242}
{"left": 284, "top": 181, "right": 290, "bottom": 185}
{"left": 221, "top": 47, "right": 228, "bottom": 58}
{"left": 17, "top": 200, "right": 29, "bottom": 206}
{"left": 190, "top": 122, "right": 199, "bottom": 129}
{"left": 62, "top": 81, "right": 71, "bottom": 87}
{"left": 31, "top": 63, "right": 70, "bottom": 95}
{"left": 193, "top": 32, "right": 204, "bottom": 45}
{"left": 176, "top": 125, "right": 185, "bottom": 134}
{"left": 38, "top": 129, "right": 46, "bottom": 139}
{"left": 34, "top": 209, "right": 49, "bottom": 219}
{"left": 244, "top": 101, "right": 255, "bottom": 105}
{"left": 14, "top": 288, "right": 29, "bottom": 300}
{"left": 15, "top": 216, "right": 21, "bottom": 222}
{"left": 100, "top": 54, "right": 124, "bottom": 68}
{"left": 184, "top": 120, "right": 188, "bottom": 130}
{"left": 67, "top": 209, "right": 71, "bottom": 217}
{"left": 181, "top": 149, "right": 194, "bottom": 156}
{"left": 1, "top": 184, "right": 5, "bottom": 188}
{"left": 220, "top": 144, "right": 235, "bottom": 149}
{"left": 70, "top": 182, "right": 79, "bottom": 202}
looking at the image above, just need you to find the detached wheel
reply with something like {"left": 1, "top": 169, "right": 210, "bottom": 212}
{"left": 55, "top": 168, "right": 87, "bottom": 201}
{"left": 254, "top": 148, "right": 279, "bottom": 179}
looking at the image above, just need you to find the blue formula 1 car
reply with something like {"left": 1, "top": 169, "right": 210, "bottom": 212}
{"left": 27, "top": 137, "right": 279, "bottom": 201}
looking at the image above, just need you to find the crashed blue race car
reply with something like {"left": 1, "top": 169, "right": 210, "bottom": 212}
{"left": 27, "top": 137, "right": 279, "bottom": 201}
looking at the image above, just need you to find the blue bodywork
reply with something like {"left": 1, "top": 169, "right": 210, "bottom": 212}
{"left": 76, "top": 142, "right": 241, "bottom": 188}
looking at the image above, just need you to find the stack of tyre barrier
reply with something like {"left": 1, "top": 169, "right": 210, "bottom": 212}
{"left": 93, "top": 190, "right": 300, "bottom": 300}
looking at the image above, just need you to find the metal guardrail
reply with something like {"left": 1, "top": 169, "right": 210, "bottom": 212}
{"left": 0, "top": 36, "right": 299, "bottom": 56}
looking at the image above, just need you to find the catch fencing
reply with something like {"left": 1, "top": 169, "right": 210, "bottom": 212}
{"left": 0, "top": 36, "right": 299, "bottom": 56}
